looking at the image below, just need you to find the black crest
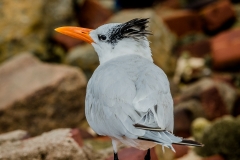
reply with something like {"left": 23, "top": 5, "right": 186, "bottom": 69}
{"left": 107, "top": 18, "right": 151, "bottom": 44}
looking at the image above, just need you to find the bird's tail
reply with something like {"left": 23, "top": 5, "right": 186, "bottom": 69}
{"left": 138, "top": 130, "right": 203, "bottom": 152}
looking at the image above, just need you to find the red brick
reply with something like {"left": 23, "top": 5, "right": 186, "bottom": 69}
{"left": 174, "top": 108, "right": 192, "bottom": 138}
{"left": 70, "top": 129, "right": 83, "bottom": 147}
{"left": 162, "top": 10, "right": 202, "bottom": 37}
{"left": 200, "top": 0, "right": 236, "bottom": 32}
{"left": 202, "top": 154, "right": 225, "bottom": 160}
{"left": 201, "top": 87, "right": 228, "bottom": 120}
{"left": 77, "top": 0, "right": 112, "bottom": 29}
{"left": 173, "top": 144, "right": 189, "bottom": 158}
{"left": 106, "top": 147, "right": 158, "bottom": 160}
{"left": 175, "top": 39, "right": 211, "bottom": 57}
{"left": 211, "top": 28, "right": 240, "bottom": 69}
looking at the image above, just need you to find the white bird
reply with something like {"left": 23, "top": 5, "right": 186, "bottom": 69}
{"left": 55, "top": 18, "right": 202, "bottom": 160}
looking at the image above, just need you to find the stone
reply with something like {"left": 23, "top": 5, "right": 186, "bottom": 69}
{"left": 173, "top": 144, "right": 189, "bottom": 158}
{"left": 66, "top": 44, "right": 99, "bottom": 78}
{"left": 161, "top": 10, "right": 202, "bottom": 37}
{"left": 202, "top": 155, "right": 225, "bottom": 160}
{"left": 191, "top": 118, "right": 211, "bottom": 141}
{"left": 210, "top": 28, "right": 240, "bottom": 69}
{"left": 0, "top": 130, "right": 29, "bottom": 145}
{"left": 196, "top": 117, "right": 240, "bottom": 159}
{"left": 175, "top": 39, "right": 211, "bottom": 57}
{"left": 0, "top": 129, "right": 92, "bottom": 160}
{"left": 200, "top": 0, "right": 236, "bottom": 34}
{"left": 0, "top": 0, "right": 76, "bottom": 63}
{"left": 183, "top": 0, "right": 216, "bottom": 10}
{"left": 106, "top": 9, "right": 177, "bottom": 76}
{"left": 178, "top": 78, "right": 238, "bottom": 120}
{"left": 0, "top": 53, "right": 87, "bottom": 135}
{"left": 174, "top": 108, "right": 193, "bottom": 137}
{"left": 76, "top": 0, "right": 113, "bottom": 29}
{"left": 106, "top": 147, "right": 158, "bottom": 160}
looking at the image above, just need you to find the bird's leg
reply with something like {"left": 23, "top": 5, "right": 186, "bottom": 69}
{"left": 114, "top": 152, "right": 119, "bottom": 160}
{"left": 144, "top": 149, "right": 151, "bottom": 160}
{"left": 112, "top": 139, "right": 119, "bottom": 160}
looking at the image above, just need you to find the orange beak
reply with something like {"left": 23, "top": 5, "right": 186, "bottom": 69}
{"left": 55, "top": 27, "right": 94, "bottom": 44}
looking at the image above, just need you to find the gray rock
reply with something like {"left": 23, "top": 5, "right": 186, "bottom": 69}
{"left": 0, "top": 129, "right": 88, "bottom": 160}
{"left": 66, "top": 44, "right": 99, "bottom": 79}
{"left": 0, "top": 0, "right": 76, "bottom": 63}
{"left": 0, "top": 53, "right": 87, "bottom": 135}
{"left": 0, "top": 130, "right": 28, "bottom": 145}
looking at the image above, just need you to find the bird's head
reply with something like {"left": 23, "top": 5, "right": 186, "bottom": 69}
{"left": 55, "top": 18, "right": 153, "bottom": 64}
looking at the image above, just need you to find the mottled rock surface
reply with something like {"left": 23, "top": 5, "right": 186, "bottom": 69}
{"left": 0, "top": 53, "right": 87, "bottom": 135}
{"left": 0, "top": 130, "right": 28, "bottom": 145}
{"left": 66, "top": 44, "right": 99, "bottom": 79}
{"left": 0, "top": 0, "right": 76, "bottom": 63}
{"left": 0, "top": 129, "right": 95, "bottom": 160}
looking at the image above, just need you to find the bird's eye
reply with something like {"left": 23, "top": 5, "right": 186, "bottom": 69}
{"left": 98, "top": 35, "right": 107, "bottom": 41}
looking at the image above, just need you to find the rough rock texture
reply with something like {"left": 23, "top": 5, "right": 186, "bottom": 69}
{"left": 0, "top": 130, "right": 28, "bottom": 145}
{"left": 211, "top": 28, "right": 240, "bottom": 69}
{"left": 0, "top": 0, "right": 76, "bottom": 63}
{"left": 0, "top": 53, "right": 87, "bottom": 135}
{"left": 196, "top": 116, "right": 240, "bottom": 160}
{"left": 161, "top": 10, "right": 202, "bottom": 37}
{"left": 76, "top": 0, "right": 113, "bottom": 29}
{"left": 200, "top": 0, "right": 236, "bottom": 34}
{"left": 0, "top": 129, "right": 98, "bottom": 160}
{"left": 178, "top": 78, "right": 237, "bottom": 119}
{"left": 66, "top": 44, "right": 99, "bottom": 79}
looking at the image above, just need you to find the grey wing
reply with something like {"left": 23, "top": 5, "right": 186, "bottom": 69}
{"left": 85, "top": 61, "right": 173, "bottom": 140}
{"left": 133, "top": 64, "right": 174, "bottom": 132}
{"left": 85, "top": 64, "right": 145, "bottom": 139}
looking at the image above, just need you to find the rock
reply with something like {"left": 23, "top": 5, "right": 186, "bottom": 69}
{"left": 202, "top": 155, "right": 225, "bottom": 160}
{"left": 183, "top": 0, "right": 216, "bottom": 10}
{"left": 106, "top": 147, "right": 158, "bottom": 160}
{"left": 0, "top": 0, "right": 76, "bottom": 63}
{"left": 66, "top": 44, "right": 99, "bottom": 78}
{"left": 0, "top": 53, "right": 87, "bottom": 135}
{"left": 161, "top": 10, "right": 202, "bottom": 37}
{"left": 211, "top": 28, "right": 240, "bottom": 69}
{"left": 178, "top": 78, "right": 237, "bottom": 120}
{"left": 0, "top": 129, "right": 94, "bottom": 160}
{"left": 196, "top": 117, "right": 240, "bottom": 160}
{"left": 175, "top": 39, "right": 211, "bottom": 57}
{"left": 200, "top": 0, "right": 236, "bottom": 34}
{"left": 0, "top": 130, "right": 29, "bottom": 145}
{"left": 76, "top": 0, "right": 113, "bottom": 29}
{"left": 107, "top": 9, "right": 177, "bottom": 76}
{"left": 174, "top": 107, "right": 193, "bottom": 137}
{"left": 191, "top": 117, "right": 211, "bottom": 141}
{"left": 159, "top": 0, "right": 181, "bottom": 9}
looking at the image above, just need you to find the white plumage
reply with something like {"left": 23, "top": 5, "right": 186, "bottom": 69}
{"left": 55, "top": 18, "right": 202, "bottom": 160}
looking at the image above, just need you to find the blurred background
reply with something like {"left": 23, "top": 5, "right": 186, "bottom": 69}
{"left": 0, "top": 0, "right": 240, "bottom": 159}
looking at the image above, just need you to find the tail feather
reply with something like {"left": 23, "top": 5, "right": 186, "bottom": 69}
{"left": 173, "top": 139, "right": 203, "bottom": 147}
{"left": 138, "top": 130, "right": 203, "bottom": 152}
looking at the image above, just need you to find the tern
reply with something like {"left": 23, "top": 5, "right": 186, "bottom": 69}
{"left": 55, "top": 18, "right": 202, "bottom": 160}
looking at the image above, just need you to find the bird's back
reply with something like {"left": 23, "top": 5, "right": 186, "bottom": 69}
{"left": 86, "top": 54, "right": 174, "bottom": 139}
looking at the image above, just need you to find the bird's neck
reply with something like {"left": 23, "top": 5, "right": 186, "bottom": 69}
{"left": 95, "top": 39, "right": 153, "bottom": 64}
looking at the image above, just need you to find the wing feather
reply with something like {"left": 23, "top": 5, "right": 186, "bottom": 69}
{"left": 85, "top": 55, "right": 174, "bottom": 139}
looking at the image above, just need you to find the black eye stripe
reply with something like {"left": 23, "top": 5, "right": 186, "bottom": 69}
{"left": 98, "top": 35, "right": 107, "bottom": 41}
